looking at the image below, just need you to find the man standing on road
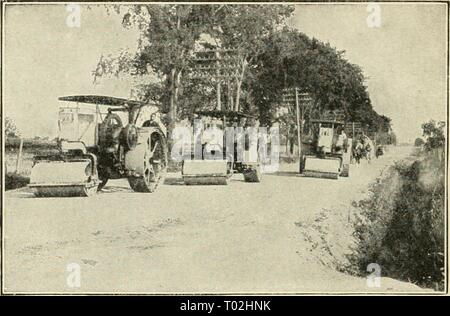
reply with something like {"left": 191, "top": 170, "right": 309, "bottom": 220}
{"left": 354, "top": 139, "right": 364, "bottom": 164}
{"left": 288, "top": 124, "right": 297, "bottom": 156}
{"left": 335, "top": 127, "right": 348, "bottom": 153}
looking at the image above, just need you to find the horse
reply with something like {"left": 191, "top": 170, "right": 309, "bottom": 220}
{"left": 353, "top": 143, "right": 364, "bottom": 164}
{"left": 353, "top": 138, "right": 374, "bottom": 164}
{"left": 361, "top": 143, "right": 372, "bottom": 163}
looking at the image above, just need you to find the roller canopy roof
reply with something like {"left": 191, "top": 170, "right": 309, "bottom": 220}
{"left": 58, "top": 95, "right": 150, "bottom": 108}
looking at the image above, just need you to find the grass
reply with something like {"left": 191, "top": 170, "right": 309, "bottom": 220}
{"left": 3, "top": 140, "right": 56, "bottom": 190}
{"left": 5, "top": 172, "right": 30, "bottom": 190}
{"left": 349, "top": 149, "right": 445, "bottom": 290}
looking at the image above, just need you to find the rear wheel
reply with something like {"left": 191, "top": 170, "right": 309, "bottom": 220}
{"left": 128, "top": 132, "right": 167, "bottom": 192}
{"left": 128, "top": 171, "right": 157, "bottom": 192}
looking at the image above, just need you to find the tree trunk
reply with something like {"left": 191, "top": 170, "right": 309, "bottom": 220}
{"left": 167, "top": 68, "right": 182, "bottom": 154}
{"left": 174, "top": 69, "right": 182, "bottom": 113}
{"left": 234, "top": 57, "right": 248, "bottom": 112}
{"left": 235, "top": 80, "right": 241, "bottom": 112}
{"left": 169, "top": 68, "right": 177, "bottom": 134}
{"left": 226, "top": 81, "right": 234, "bottom": 111}
{"left": 168, "top": 6, "right": 182, "bottom": 139}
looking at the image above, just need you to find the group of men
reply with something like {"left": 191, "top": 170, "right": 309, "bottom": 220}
{"left": 287, "top": 123, "right": 384, "bottom": 163}
{"left": 335, "top": 128, "right": 383, "bottom": 164}
{"left": 352, "top": 133, "right": 386, "bottom": 163}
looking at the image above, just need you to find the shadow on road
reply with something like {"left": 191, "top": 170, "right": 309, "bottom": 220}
{"left": 164, "top": 177, "right": 185, "bottom": 185}
{"left": 99, "top": 186, "right": 133, "bottom": 194}
{"left": 164, "top": 176, "right": 248, "bottom": 185}
{"left": 264, "top": 171, "right": 301, "bottom": 178}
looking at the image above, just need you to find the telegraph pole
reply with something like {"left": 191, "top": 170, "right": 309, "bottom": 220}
{"left": 189, "top": 48, "right": 239, "bottom": 111}
{"left": 281, "top": 88, "right": 312, "bottom": 170}
{"left": 215, "top": 50, "right": 221, "bottom": 110}
{"left": 295, "top": 88, "right": 302, "bottom": 165}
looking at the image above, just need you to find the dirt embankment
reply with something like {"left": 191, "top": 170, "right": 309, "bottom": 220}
{"left": 296, "top": 147, "right": 444, "bottom": 291}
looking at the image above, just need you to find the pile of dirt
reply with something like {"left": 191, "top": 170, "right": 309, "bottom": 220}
{"left": 295, "top": 205, "right": 361, "bottom": 274}
{"left": 297, "top": 151, "right": 445, "bottom": 291}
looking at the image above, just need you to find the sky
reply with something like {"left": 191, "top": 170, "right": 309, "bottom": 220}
{"left": 290, "top": 3, "right": 447, "bottom": 142}
{"left": 3, "top": 3, "right": 448, "bottom": 143}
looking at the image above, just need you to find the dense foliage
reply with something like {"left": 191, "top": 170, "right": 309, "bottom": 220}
{"left": 5, "top": 116, "right": 20, "bottom": 138}
{"left": 94, "top": 4, "right": 293, "bottom": 132}
{"left": 351, "top": 122, "right": 445, "bottom": 290}
{"left": 421, "top": 120, "right": 446, "bottom": 152}
{"left": 94, "top": 4, "right": 392, "bottom": 137}
{"left": 414, "top": 138, "right": 425, "bottom": 147}
{"left": 251, "top": 28, "right": 390, "bottom": 132}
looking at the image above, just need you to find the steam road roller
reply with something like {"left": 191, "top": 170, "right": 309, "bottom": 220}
{"left": 181, "top": 110, "right": 262, "bottom": 185}
{"left": 28, "top": 95, "right": 168, "bottom": 197}
{"left": 299, "top": 119, "right": 352, "bottom": 179}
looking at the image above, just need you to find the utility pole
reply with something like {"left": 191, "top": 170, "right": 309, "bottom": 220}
{"left": 215, "top": 50, "right": 221, "bottom": 110}
{"left": 295, "top": 88, "right": 302, "bottom": 167}
{"left": 16, "top": 138, "right": 24, "bottom": 174}
{"left": 189, "top": 48, "right": 239, "bottom": 112}
{"left": 281, "top": 88, "right": 312, "bottom": 172}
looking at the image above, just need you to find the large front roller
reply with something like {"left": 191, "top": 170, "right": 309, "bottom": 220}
{"left": 182, "top": 160, "right": 229, "bottom": 185}
{"left": 125, "top": 130, "right": 167, "bottom": 192}
{"left": 303, "top": 157, "right": 341, "bottom": 180}
{"left": 32, "top": 184, "right": 97, "bottom": 197}
{"left": 29, "top": 160, "right": 97, "bottom": 197}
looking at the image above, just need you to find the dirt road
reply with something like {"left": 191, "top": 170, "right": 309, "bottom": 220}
{"left": 3, "top": 146, "right": 428, "bottom": 293}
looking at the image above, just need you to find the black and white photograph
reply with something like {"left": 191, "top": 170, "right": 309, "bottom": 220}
{"left": 1, "top": 1, "right": 448, "bottom": 297}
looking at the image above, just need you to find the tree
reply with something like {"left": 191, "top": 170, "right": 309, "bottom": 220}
{"left": 5, "top": 116, "right": 19, "bottom": 138}
{"left": 94, "top": 4, "right": 294, "bottom": 130}
{"left": 94, "top": 4, "right": 390, "bottom": 139}
{"left": 414, "top": 138, "right": 425, "bottom": 147}
{"left": 251, "top": 28, "right": 390, "bottom": 130}
{"left": 422, "top": 120, "right": 445, "bottom": 152}
{"left": 209, "top": 5, "right": 294, "bottom": 111}
{"left": 94, "top": 4, "right": 218, "bottom": 137}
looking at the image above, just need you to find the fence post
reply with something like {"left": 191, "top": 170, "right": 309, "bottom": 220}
{"left": 15, "top": 138, "right": 24, "bottom": 174}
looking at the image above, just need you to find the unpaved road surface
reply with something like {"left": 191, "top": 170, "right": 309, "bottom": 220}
{"left": 3, "top": 146, "right": 428, "bottom": 293}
